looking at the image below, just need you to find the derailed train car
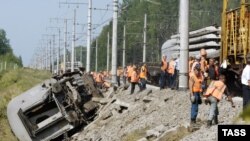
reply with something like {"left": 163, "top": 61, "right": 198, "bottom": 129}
{"left": 7, "top": 71, "right": 103, "bottom": 141}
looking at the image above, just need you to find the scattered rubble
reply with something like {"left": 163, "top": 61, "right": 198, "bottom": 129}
{"left": 71, "top": 84, "right": 243, "bottom": 141}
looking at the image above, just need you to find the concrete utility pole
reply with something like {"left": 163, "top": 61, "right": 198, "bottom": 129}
{"left": 41, "top": 46, "right": 45, "bottom": 70}
{"left": 57, "top": 29, "right": 61, "bottom": 74}
{"left": 48, "top": 18, "right": 71, "bottom": 72}
{"left": 111, "top": 0, "right": 118, "bottom": 85}
{"left": 42, "top": 44, "right": 46, "bottom": 70}
{"left": 178, "top": 0, "right": 189, "bottom": 90}
{"left": 63, "top": 19, "right": 67, "bottom": 73}
{"left": 52, "top": 35, "right": 55, "bottom": 74}
{"left": 46, "top": 43, "right": 49, "bottom": 70}
{"left": 107, "top": 32, "right": 110, "bottom": 72}
{"left": 86, "top": 0, "right": 92, "bottom": 72}
{"left": 49, "top": 39, "right": 52, "bottom": 72}
{"left": 122, "top": 25, "right": 126, "bottom": 69}
{"left": 45, "top": 47, "right": 47, "bottom": 70}
{"left": 71, "top": 9, "right": 76, "bottom": 72}
{"left": 45, "top": 41, "right": 48, "bottom": 70}
{"left": 48, "top": 24, "right": 62, "bottom": 74}
{"left": 43, "top": 46, "right": 46, "bottom": 70}
{"left": 95, "top": 39, "right": 98, "bottom": 72}
{"left": 143, "top": 13, "right": 147, "bottom": 63}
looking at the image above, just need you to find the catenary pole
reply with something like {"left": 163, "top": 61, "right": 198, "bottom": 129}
{"left": 49, "top": 39, "right": 52, "bottom": 72}
{"left": 52, "top": 35, "right": 55, "bottom": 74}
{"left": 71, "top": 9, "right": 76, "bottom": 72}
{"left": 63, "top": 19, "right": 67, "bottom": 72}
{"left": 111, "top": 0, "right": 118, "bottom": 85}
{"left": 122, "top": 25, "right": 126, "bottom": 69}
{"left": 107, "top": 32, "right": 110, "bottom": 72}
{"left": 86, "top": 0, "right": 92, "bottom": 72}
{"left": 57, "top": 29, "right": 60, "bottom": 74}
{"left": 143, "top": 13, "right": 147, "bottom": 63}
{"left": 95, "top": 39, "right": 98, "bottom": 72}
{"left": 178, "top": 0, "right": 189, "bottom": 90}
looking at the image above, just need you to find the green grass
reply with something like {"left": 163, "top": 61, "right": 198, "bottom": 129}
{"left": 240, "top": 105, "right": 250, "bottom": 122}
{"left": 0, "top": 68, "right": 51, "bottom": 141}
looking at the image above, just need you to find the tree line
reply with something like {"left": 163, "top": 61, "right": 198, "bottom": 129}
{"left": 0, "top": 29, "right": 23, "bottom": 69}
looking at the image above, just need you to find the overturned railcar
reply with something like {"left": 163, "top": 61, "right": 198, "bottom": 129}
{"left": 7, "top": 71, "right": 103, "bottom": 141}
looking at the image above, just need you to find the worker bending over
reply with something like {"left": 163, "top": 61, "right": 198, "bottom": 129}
{"left": 204, "top": 74, "right": 235, "bottom": 127}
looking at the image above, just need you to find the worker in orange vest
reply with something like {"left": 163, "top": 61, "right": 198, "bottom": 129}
{"left": 127, "top": 64, "right": 133, "bottom": 83}
{"left": 191, "top": 55, "right": 201, "bottom": 73}
{"left": 200, "top": 55, "right": 208, "bottom": 92}
{"left": 123, "top": 66, "right": 127, "bottom": 85}
{"left": 95, "top": 72, "right": 104, "bottom": 89}
{"left": 130, "top": 66, "right": 140, "bottom": 94}
{"left": 168, "top": 58, "right": 176, "bottom": 89}
{"left": 117, "top": 68, "right": 122, "bottom": 87}
{"left": 139, "top": 63, "right": 148, "bottom": 90}
{"left": 204, "top": 74, "right": 235, "bottom": 127}
{"left": 200, "top": 56, "right": 208, "bottom": 73}
{"left": 189, "top": 64, "right": 203, "bottom": 124}
{"left": 188, "top": 56, "right": 195, "bottom": 77}
{"left": 160, "top": 55, "right": 168, "bottom": 89}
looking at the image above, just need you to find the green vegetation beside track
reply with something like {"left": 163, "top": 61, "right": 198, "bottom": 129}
{"left": 0, "top": 68, "right": 51, "bottom": 141}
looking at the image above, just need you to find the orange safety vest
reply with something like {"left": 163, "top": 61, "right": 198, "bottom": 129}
{"left": 92, "top": 73, "right": 97, "bottom": 79}
{"left": 189, "top": 60, "right": 194, "bottom": 77}
{"left": 161, "top": 60, "right": 168, "bottom": 72}
{"left": 126, "top": 66, "right": 130, "bottom": 76}
{"left": 168, "top": 60, "right": 175, "bottom": 75}
{"left": 189, "top": 60, "right": 194, "bottom": 73}
{"left": 139, "top": 66, "right": 147, "bottom": 79}
{"left": 204, "top": 80, "right": 226, "bottom": 101}
{"left": 200, "top": 59, "right": 208, "bottom": 73}
{"left": 95, "top": 73, "right": 103, "bottom": 83}
{"left": 131, "top": 70, "right": 139, "bottom": 82}
{"left": 190, "top": 72, "right": 203, "bottom": 92}
{"left": 127, "top": 66, "right": 133, "bottom": 77}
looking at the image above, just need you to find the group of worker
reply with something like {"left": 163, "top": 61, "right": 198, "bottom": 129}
{"left": 124, "top": 63, "right": 148, "bottom": 94}
{"left": 159, "top": 48, "right": 237, "bottom": 127}
{"left": 89, "top": 71, "right": 111, "bottom": 91}
{"left": 88, "top": 63, "right": 149, "bottom": 95}
{"left": 187, "top": 49, "right": 235, "bottom": 127}
{"left": 88, "top": 47, "right": 250, "bottom": 128}
{"left": 189, "top": 52, "right": 250, "bottom": 127}
{"left": 187, "top": 48, "right": 250, "bottom": 128}
{"left": 159, "top": 55, "right": 179, "bottom": 90}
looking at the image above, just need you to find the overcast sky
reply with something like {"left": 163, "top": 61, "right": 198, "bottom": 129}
{"left": 0, "top": 0, "right": 115, "bottom": 67}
